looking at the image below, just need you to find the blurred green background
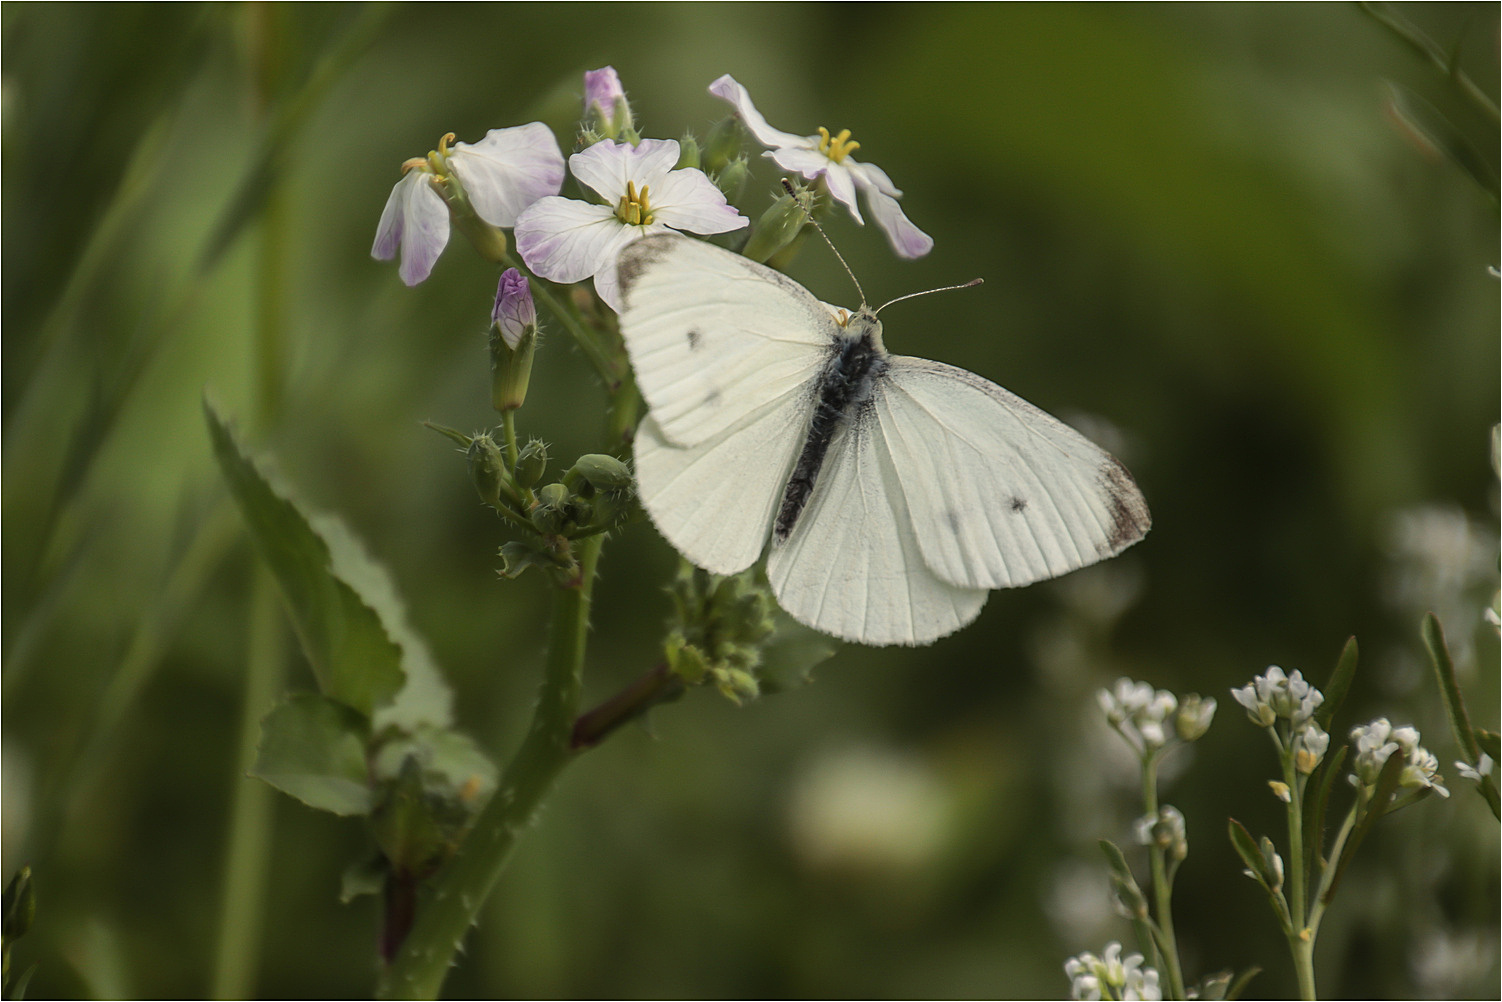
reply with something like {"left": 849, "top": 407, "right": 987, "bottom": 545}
{"left": 3, "top": 3, "right": 1498, "bottom": 998}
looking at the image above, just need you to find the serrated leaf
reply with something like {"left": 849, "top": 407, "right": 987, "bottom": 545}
{"left": 1314, "top": 637, "right": 1357, "bottom": 730}
{"left": 251, "top": 693, "right": 374, "bottom": 816}
{"left": 758, "top": 612, "right": 838, "bottom": 694}
{"left": 206, "top": 401, "right": 422, "bottom": 719}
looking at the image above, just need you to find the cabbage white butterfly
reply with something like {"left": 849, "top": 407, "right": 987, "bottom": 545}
{"left": 618, "top": 233, "right": 1150, "bottom": 646}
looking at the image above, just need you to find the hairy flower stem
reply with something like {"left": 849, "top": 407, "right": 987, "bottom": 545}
{"left": 378, "top": 533, "right": 604, "bottom": 1000}
{"left": 1141, "top": 757, "right": 1186, "bottom": 1000}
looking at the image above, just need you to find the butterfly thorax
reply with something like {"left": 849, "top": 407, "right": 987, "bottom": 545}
{"left": 773, "top": 310, "right": 889, "bottom": 543}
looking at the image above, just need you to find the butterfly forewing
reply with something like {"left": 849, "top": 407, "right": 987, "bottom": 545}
{"left": 618, "top": 235, "right": 838, "bottom": 448}
{"left": 766, "top": 413, "right": 989, "bottom": 646}
{"left": 875, "top": 358, "right": 1151, "bottom": 591}
{"left": 633, "top": 394, "right": 811, "bottom": 575}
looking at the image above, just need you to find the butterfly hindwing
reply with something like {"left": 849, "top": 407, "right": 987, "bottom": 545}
{"left": 618, "top": 234, "right": 838, "bottom": 448}
{"left": 874, "top": 357, "right": 1150, "bottom": 591}
{"left": 766, "top": 409, "right": 989, "bottom": 646}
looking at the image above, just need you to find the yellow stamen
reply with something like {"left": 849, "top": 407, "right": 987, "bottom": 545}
{"left": 615, "top": 179, "right": 654, "bottom": 226}
{"left": 437, "top": 131, "right": 456, "bottom": 156}
{"left": 817, "top": 126, "right": 861, "bottom": 163}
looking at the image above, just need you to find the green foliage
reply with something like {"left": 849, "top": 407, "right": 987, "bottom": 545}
{"left": 252, "top": 694, "right": 374, "bottom": 816}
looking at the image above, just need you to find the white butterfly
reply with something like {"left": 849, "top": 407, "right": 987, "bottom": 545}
{"left": 618, "top": 234, "right": 1150, "bottom": 646}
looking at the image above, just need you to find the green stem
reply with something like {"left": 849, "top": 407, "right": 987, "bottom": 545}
{"left": 211, "top": 570, "right": 287, "bottom": 998}
{"left": 1141, "top": 756, "right": 1186, "bottom": 1000}
{"left": 518, "top": 267, "right": 622, "bottom": 389}
{"left": 500, "top": 411, "right": 519, "bottom": 470}
{"left": 571, "top": 662, "right": 682, "bottom": 750}
{"left": 1281, "top": 745, "right": 1315, "bottom": 1000}
{"left": 377, "top": 533, "right": 604, "bottom": 1000}
{"left": 1307, "top": 805, "right": 1358, "bottom": 937}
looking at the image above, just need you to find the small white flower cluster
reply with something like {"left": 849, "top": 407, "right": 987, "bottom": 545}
{"left": 1133, "top": 805, "right": 1188, "bottom": 861}
{"left": 1098, "top": 679, "right": 1216, "bottom": 758}
{"left": 1064, "top": 942, "right": 1163, "bottom": 1001}
{"left": 1456, "top": 753, "right": 1493, "bottom": 783}
{"left": 1231, "top": 666, "right": 1330, "bottom": 774}
{"left": 1349, "top": 718, "right": 1449, "bottom": 797}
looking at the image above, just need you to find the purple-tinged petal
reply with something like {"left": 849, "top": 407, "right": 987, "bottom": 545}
{"left": 852, "top": 168, "right": 932, "bottom": 258}
{"left": 815, "top": 162, "right": 865, "bottom": 225}
{"left": 450, "top": 122, "right": 565, "bottom": 227}
{"left": 584, "top": 66, "right": 626, "bottom": 118}
{"left": 849, "top": 157, "right": 902, "bottom": 197}
{"left": 493, "top": 268, "right": 536, "bottom": 349}
{"left": 648, "top": 169, "right": 748, "bottom": 235}
{"left": 707, "top": 74, "right": 808, "bottom": 151}
{"left": 398, "top": 172, "right": 450, "bottom": 285}
{"left": 766, "top": 145, "right": 832, "bottom": 179}
{"left": 569, "top": 138, "right": 680, "bottom": 203}
{"left": 372, "top": 176, "right": 407, "bottom": 260}
{"left": 513, "top": 196, "right": 620, "bottom": 283}
{"left": 591, "top": 223, "right": 671, "bottom": 312}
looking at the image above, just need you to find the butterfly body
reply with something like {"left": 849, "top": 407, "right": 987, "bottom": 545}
{"left": 618, "top": 234, "right": 1150, "bottom": 646}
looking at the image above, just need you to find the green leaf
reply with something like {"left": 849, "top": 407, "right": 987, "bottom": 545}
{"left": 757, "top": 613, "right": 838, "bottom": 694}
{"left": 1226, "top": 818, "right": 1263, "bottom": 877}
{"left": 1477, "top": 729, "right": 1500, "bottom": 762}
{"left": 369, "top": 727, "right": 499, "bottom": 875}
{"left": 1324, "top": 749, "right": 1404, "bottom": 904}
{"left": 206, "top": 401, "right": 433, "bottom": 719}
{"left": 340, "top": 855, "right": 388, "bottom": 904}
{"left": 2, "top": 868, "right": 35, "bottom": 942}
{"left": 251, "top": 693, "right": 374, "bottom": 816}
{"left": 1096, "top": 839, "right": 1156, "bottom": 967}
{"left": 1422, "top": 613, "right": 1480, "bottom": 761}
{"left": 1384, "top": 82, "right": 1500, "bottom": 201}
{"left": 1223, "top": 966, "right": 1263, "bottom": 1001}
{"left": 1314, "top": 637, "right": 1357, "bottom": 730}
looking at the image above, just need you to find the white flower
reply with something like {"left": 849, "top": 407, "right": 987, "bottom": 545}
{"left": 708, "top": 74, "right": 933, "bottom": 259}
{"left": 513, "top": 138, "right": 746, "bottom": 311}
{"left": 1457, "top": 753, "right": 1494, "bottom": 782}
{"left": 1133, "top": 805, "right": 1187, "bottom": 859}
{"left": 372, "top": 124, "right": 565, "bottom": 285}
{"left": 1098, "top": 678, "right": 1178, "bottom": 756}
{"left": 1294, "top": 721, "right": 1330, "bottom": 774}
{"left": 1065, "top": 943, "right": 1162, "bottom": 1001}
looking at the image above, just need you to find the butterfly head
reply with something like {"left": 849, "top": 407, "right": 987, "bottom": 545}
{"left": 839, "top": 306, "right": 886, "bottom": 353}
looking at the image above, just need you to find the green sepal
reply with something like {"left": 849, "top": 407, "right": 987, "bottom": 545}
{"left": 1192, "top": 970, "right": 1235, "bottom": 1001}
{"left": 467, "top": 434, "right": 514, "bottom": 510}
{"left": 251, "top": 693, "right": 374, "bottom": 816}
{"left": 340, "top": 854, "right": 389, "bottom": 904}
{"left": 490, "top": 325, "right": 536, "bottom": 413}
{"left": 422, "top": 421, "right": 472, "bottom": 449}
{"left": 741, "top": 193, "right": 809, "bottom": 264}
{"left": 205, "top": 402, "right": 406, "bottom": 717}
{"left": 1314, "top": 636, "right": 1357, "bottom": 730}
{"left": 675, "top": 133, "right": 701, "bottom": 171}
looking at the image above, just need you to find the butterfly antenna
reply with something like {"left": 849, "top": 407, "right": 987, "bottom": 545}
{"left": 781, "top": 178, "right": 866, "bottom": 306}
{"left": 874, "top": 278, "right": 983, "bottom": 316}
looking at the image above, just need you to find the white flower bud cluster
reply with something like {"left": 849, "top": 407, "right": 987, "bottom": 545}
{"left": 1098, "top": 679, "right": 1216, "bottom": 758}
{"left": 1230, "top": 666, "right": 1330, "bottom": 772}
{"left": 1133, "top": 805, "right": 1188, "bottom": 861}
{"left": 1064, "top": 942, "right": 1163, "bottom": 1001}
{"left": 1349, "top": 718, "right": 1449, "bottom": 797}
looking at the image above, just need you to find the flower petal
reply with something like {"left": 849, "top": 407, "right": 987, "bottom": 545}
{"left": 371, "top": 175, "right": 407, "bottom": 261}
{"left": 708, "top": 74, "right": 808, "bottom": 151}
{"left": 649, "top": 168, "right": 748, "bottom": 235}
{"left": 450, "top": 122, "right": 566, "bottom": 227}
{"left": 591, "top": 222, "right": 671, "bottom": 312}
{"left": 851, "top": 166, "right": 932, "bottom": 258}
{"left": 513, "top": 196, "right": 620, "bottom": 283}
{"left": 397, "top": 172, "right": 450, "bottom": 286}
{"left": 569, "top": 138, "right": 680, "bottom": 203}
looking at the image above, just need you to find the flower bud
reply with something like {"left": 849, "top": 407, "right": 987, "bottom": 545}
{"left": 531, "top": 482, "right": 572, "bottom": 534}
{"left": 1175, "top": 694, "right": 1216, "bottom": 741}
{"left": 1268, "top": 780, "right": 1292, "bottom": 802}
{"left": 713, "top": 156, "right": 750, "bottom": 199}
{"left": 490, "top": 269, "right": 538, "bottom": 412}
{"left": 514, "top": 439, "right": 548, "bottom": 488}
{"left": 741, "top": 192, "right": 808, "bottom": 263}
{"left": 467, "top": 433, "right": 509, "bottom": 509}
{"left": 583, "top": 66, "right": 631, "bottom": 139}
{"left": 702, "top": 116, "right": 744, "bottom": 174}
{"left": 712, "top": 665, "right": 760, "bottom": 705}
{"left": 567, "top": 453, "right": 633, "bottom": 493}
{"left": 675, "top": 133, "right": 701, "bottom": 171}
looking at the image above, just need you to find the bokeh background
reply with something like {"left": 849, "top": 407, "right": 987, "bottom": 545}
{"left": 3, "top": 3, "right": 1498, "bottom": 998}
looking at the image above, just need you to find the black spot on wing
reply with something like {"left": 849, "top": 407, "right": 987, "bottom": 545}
{"left": 616, "top": 234, "right": 677, "bottom": 306}
{"left": 944, "top": 510, "right": 961, "bottom": 533}
{"left": 1099, "top": 458, "right": 1151, "bottom": 553}
{"left": 686, "top": 328, "right": 702, "bottom": 350}
{"left": 703, "top": 387, "right": 721, "bottom": 407}
{"left": 1009, "top": 496, "right": 1027, "bottom": 513}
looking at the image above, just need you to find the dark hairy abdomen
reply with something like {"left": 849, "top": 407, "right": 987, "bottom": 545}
{"left": 774, "top": 335, "right": 887, "bottom": 541}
